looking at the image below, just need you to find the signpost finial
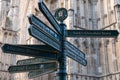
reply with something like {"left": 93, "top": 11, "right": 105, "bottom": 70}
{"left": 54, "top": 8, "right": 68, "bottom": 23}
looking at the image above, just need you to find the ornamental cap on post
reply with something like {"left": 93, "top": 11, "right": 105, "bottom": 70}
{"left": 54, "top": 8, "right": 68, "bottom": 23}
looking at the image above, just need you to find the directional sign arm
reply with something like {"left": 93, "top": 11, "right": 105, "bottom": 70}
{"left": 38, "top": 1, "right": 61, "bottom": 34}
{"left": 19, "top": 45, "right": 58, "bottom": 53}
{"left": 28, "top": 25, "right": 61, "bottom": 51}
{"left": 2, "top": 44, "right": 58, "bottom": 59}
{"left": 28, "top": 68, "right": 57, "bottom": 79}
{"left": 8, "top": 61, "right": 58, "bottom": 73}
{"left": 65, "top": 41, "right": 87, "bottom": 66}
{"left": 66, "top": 30, "right": 119, "bottom": 37}
{"left": 17, "top": 57, "right": 56, "bottom": 65}
{"left": 65, "top": 41, "right": 85, "bottom": 59}
{"left": 66, "top": 50, "right": 87, "bottom": 66}
{"left": 28, "top": 14, "right": 61, "bottom": 43}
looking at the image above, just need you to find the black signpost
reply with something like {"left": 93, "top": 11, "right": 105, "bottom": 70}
{"left": 20, "top": 44, "right": 58, "bottom": 53}
{"left": 2, "top": 44, "right": 58, "bottom": 59}
{"left": 28, "top": 25, "right": 61, "bottom": 51}
{"left": 8, "top": 61, "right": 57, "bottom": 73}
{"left": 1, "top": 0, "right": 119, "bottom": 80}
{"left": 28, "top": 14, "right": 61, "bottom": 43}
{"left": 17, "top": 57, "right": 56, "bottom": 65}
{"left": 38, "top": 0, "right": 61, "bottom": 34}
{"left": 28, "top": 67, "right": 57, "bottom": 79}
{"left": 66, "top": 30, "right": 119, "bottom": 37}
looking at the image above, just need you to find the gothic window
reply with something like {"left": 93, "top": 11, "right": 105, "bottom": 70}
{"left": 89, "top": 18, "right": 92, "bottom": 29}
{"left": 74, "top": 14, "right": 78, "bottom": 26}
{"left": 112, "top": 39, "right": 118, "bottom": 72}
{"left": 5, "top": 64, "right": 8, "bottom": 71}
{"left": 12, "top": 34, "right": 17, "bottom": 44}
{"left": 103, "top": 14, "right": 108, "bottom": 26}
{"left": 110, "top": 10, "right": 115, "bottom": 23}
{"left": 3, "top": 32, "right": 7, "bottom": 43}
{"left": 1, "top": 63, "right": 3, "bottom": 70}
{"left": 76, "top": 75, "right": 79, "bottom": 79}
{"left": 74, "top": 39, "right": 80, "bottom": 47}
{"left": 109, "top": 76, "right": 112, "bottom": 80}
{"left": 4, "top": 78, "right": 7, "bottom": 80}
{"left": 76, "top": 0, "right": 81, "bottom": 26}
{"left": 5, "top": 17, "right": 11, "bottom": 29}
{"left": 85, "top": 77, "right": 87, "bottom": 80}
{"left": 100, "top": 0, "right": 104, "bottom": 25}
{"left": 83, "top": 0, "right": 87, "bottom": 28}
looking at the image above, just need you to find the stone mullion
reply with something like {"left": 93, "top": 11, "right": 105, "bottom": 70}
{"left": 100, "top": 39, "right": 106, "bottom": 75}
{"left": 79, "top": 38, "right": 87, "bottom": 75}
{"left": 85, "top": 0, "right": 90, "bottom": 30}
{"left": 114, "top": 4, "right": 120, "bottom": 72}
{"left": 74, "top": 40, "right": 80, "bottom": 75}
{"left": 106, "top": 0, "right": 111, "bottom": 24}
{"left": 0, "top": 1, "right": 9, "bottom": 20}
{"left": 111, "top": 39, "right": 118, "bottom": 72}
{"left": 107, "top": 39, "right": 114, "bottom": 73}
{"left": 99, "top": 0, "right": 104, "bottom": 29}
{"left": 93, "top": 38, "right": 101, "bottom": 74}
{"left": 86, "top": 38, "right": 92, "bottom": 74}
{"left": 79, "top": 0, "right": 86, "bottom": 29}
{"left": 89, "top": 0, "right": 98, "bottom": 29}
{"left": 103, "top": 39, "right": 110, "bottom": 74}
{"left": 114, "top": 37, "right": 120, "bottom": 71}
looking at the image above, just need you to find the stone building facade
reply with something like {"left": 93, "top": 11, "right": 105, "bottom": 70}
{"left": 0, "top": 0, "right": 120, "bottom": 80}
{"left": 0, "top": 0, "right": 18, "bottom": 80}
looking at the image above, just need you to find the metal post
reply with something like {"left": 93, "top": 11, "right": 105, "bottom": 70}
{"left": 57, "top": 23, "right": 67, "bottom": 80}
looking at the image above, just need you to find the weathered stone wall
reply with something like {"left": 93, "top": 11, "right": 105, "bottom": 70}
{"left": 0, "top": 0, "right": 120, "bottom": 80}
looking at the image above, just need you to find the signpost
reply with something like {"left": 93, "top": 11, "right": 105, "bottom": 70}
{"left": 66, "top": 30, "right": 119, "bottom": 37}
{"left": 20, "top": 45, "right": 58, "bottom": 53}
{"left": 38, "top": 0, "right": 61, "bottom": 34}
{"left": 8, "top": 61, "right": 57, "bottom": 73}
{"left": 2, "top": 44, "right": 58, "bottom": 59}
{"left": 54, "top": 8, "right": 68, "bottom": 22}
{"left": 17, "top": 57, "right": 56, "bottom": 65}
{"left": 65, "top": 41, "right": 85, "bottom": 59}
{"left": 1, "top": 0, "right": 119, "bottom": 80}
{"left": 28, "top": 25, "right": 61, "bottom": 51}
{"left": 28, "top": 67, "right": 57, "bottom": 79}
{"left": 28, "top": 14, "right": 61, "bottom": 43}
{"left": 66, "top": 42, "right": 87, "bottom": 66}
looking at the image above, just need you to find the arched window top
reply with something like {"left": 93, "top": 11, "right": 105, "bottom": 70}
{"left": 5, "top": 17, "right": 12, "bottom": 29}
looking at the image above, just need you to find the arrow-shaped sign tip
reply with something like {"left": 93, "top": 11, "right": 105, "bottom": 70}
{"left": 8, "top": 66, "right": 12, "bottom": 73}
{"left": 1, "top": 44, "right": 7, "bottom": 53}
{"left": 117, "top": 31, "right": 119, "bottom": 36}
{"left": 28, "top": 26, "right": 32, "bottom": 36}
{"left": 27, "top": 14, "right": 34, "bottom": 24}
{"left": 1, "top": 45, "right": 4, "bottom": 51}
